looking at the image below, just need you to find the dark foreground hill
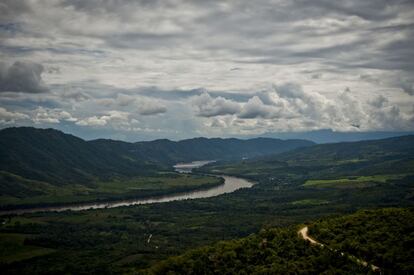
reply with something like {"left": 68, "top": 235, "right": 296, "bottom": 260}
{"left": 142, "top": 208, "right": 413, "bottom": 274}
{"left": 0, "top": 127, "right": 313, "bottom": 186}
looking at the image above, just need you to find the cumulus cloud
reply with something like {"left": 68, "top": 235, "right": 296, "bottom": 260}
{"left": 32, "top": 107, "right": 77, "bottom": 124}
{"left": 194, "top": 83, "right": 414, "bottom": 134}
{"left": 192, "top": 92, "right": 241, "bottom": 117}
{"left": 76, "top": 111, "right": 130, "bottom": 127}
{"left": 76, "top": 116, "right": 107, "bottom": 126}
{"left": 239, "top": 96, "right": 278, "bottom": 119}
{"left": 0, "top": 107, "right": 29, "bottom": 124}
{"left": 0, "top": 61, "right": 48, "bottom": 93}
{"left": 122, "top": 95, "right": 167, "bottom": 115}
{"left": 137, "top": 101, "right": 167, "bottom": 115}
{"left": 0, "top": 1, "right": 413, "bottom": 139}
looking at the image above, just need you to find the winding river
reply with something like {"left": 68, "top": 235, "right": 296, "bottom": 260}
{"left": 0, "top": 161, "right": 254, "bottom": 215}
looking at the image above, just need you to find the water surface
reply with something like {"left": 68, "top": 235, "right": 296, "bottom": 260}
{"left": 0, "top": 161, "right": 253, "bottom": 215}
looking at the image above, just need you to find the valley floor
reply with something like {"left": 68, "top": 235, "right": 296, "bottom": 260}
{"left": 0, "top": 172, "right": 223, "bottom": 210}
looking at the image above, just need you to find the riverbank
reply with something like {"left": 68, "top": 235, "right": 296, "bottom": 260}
{"left": 0, "top": 175, "right": 254, "bottom": 215}
{"left": 0, "top": 173, "right": 225, "bottom": 214}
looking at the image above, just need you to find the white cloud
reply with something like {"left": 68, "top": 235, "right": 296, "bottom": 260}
{"left": 193, "top": 83, "right": 414, "bottom": 135}
{"left": 76, "top": 110, "right": 130, "bottom": 127}
{"left": 32, "top": 107, "right": 77, "bottom": 124}
{"left": 239, "top": 96, "right": 278, "bottom": 119}
{"left": 192, "top": 92, "right": 241, "bottom": 117}
{"left": 76, "top": 116, "right": 107, "bottom": 126}
{"left": 0, "top": 107, "right": 29, "bottom": 124}
{"left": 136, "top": 97, "right": 167, "bottom": 116}
{"left": 0, "top": 1, "right": 413, "bottom": 139}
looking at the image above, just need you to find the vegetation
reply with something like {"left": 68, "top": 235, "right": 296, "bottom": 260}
{"left": 0, "top": 233, "right": 55, "bottom": 264}
{"left": 200, "top": 135, "right": 414, "bottom": 186}
{"left": 303, "top": 174, "right": 406, "bottom": 188}
{"left": 143, "top": 226, "right": 370, "bottom": 274}
{"left": 309, "top": 208, "right": 414, "bottom": 274}
{"left": 0, "top": 127, "right": 313, "bottom": 206}
{"left": 0, "top": 132, "right": 413, "bottom": 274}
{"left": 0, "top": 127, "right": 313, "bottom": 185}
{"left": 0, "top": 173, "right": 223, "bottom": 209}
{"left": 0, "top": 172, "right": 412, "bottom": 274}
{"left": 143, "top": 208, "right": 414, "bottom": 274}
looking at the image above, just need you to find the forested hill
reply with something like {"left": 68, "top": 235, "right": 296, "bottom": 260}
{"left": 135, "top": 136, "right": 313, "bottom": 164}
{"left": 0, "top": 127, "right": 162, "bottom": 185}
{"left": 201, "top": 134, "right": 414, "bottom": 182}
{"left": 143, "top": 208, "right": 414, "bottom": 274}
{"left": 0, "top": 127, "right": 313, "bottom": 185}
{"left": 275, "top": 134, "right": 414, "bottom": 163}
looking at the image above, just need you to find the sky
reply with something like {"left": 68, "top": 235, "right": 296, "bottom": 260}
{"left": 0, "top": 0, "right": 413, "bottom": 141}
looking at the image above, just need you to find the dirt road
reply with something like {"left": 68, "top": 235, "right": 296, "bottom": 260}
{"left": 298, "top": 226, "right": 380, "bottom": 273}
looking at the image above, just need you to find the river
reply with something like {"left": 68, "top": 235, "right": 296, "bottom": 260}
{"left": 0, "top": 161, "right": 254, "bottom": 215}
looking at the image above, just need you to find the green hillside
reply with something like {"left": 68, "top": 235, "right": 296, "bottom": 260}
{"left": 0, "top": 127, "right": 313, "bottom": 208}
{"left": 143, "top": 227, "right": 369, "bottom": 274}
{"left": 0, "top": 127, "right": 162, "bottom": 186}
{"left": 201, "top": 135, "right": 414, "bottom": 184}
{"left": 143, "top": 208, "right": 413, "bottom": 274}
{"left": 131, "top": 136, "right": 314, "bottom": 164}
{"left": 0, "top": 127, "right": 313, "bottom": 185}
{"left": 309, "top": 208, "right": 414, "bottom": 273}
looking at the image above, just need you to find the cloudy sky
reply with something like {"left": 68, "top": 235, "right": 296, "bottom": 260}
{"left": 0, "top": 0, "right": 413, "bottom": 141}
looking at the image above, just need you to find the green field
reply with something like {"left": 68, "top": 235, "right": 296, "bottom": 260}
{"left": 304, "top": 174, "right": 407, "bottom": 188}
{"left": 290, "top": 199, "right": 330, "bottom": 206}
{"left": 0, "top": 233, "right": 55, "bottom": 264}
{"left": 0, "top": 173, "right": 223, "bottom": 208}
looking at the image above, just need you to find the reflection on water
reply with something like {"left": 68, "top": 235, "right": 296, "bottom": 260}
{"left": 0, "top": 161, "right": 253, "bottom": 215}
{"left": 173, "top": 160, "right": 216, "bottom": 173}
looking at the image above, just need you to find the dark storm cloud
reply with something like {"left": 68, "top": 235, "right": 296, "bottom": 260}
{"left": 0, "top": 0, "right": 31, "bottom": 23}
{"left": 0, "top": 61, "right": 48, "bottom": 93}
{"left": 3, "top": 0, "right": 413, "bottom": 75}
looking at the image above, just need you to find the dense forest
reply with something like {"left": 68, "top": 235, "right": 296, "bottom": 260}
{"left": 143, "top": 208, "right": 413, "bottom": 274}
{"left": 200, "top": 135, "right": 414, "bottom": 184}
{"left": 309, "top": 208, "right": 414, "bottom": 274}
{"left": 143, "top": 226, "right": 370, "bottom": 274}
{"left": 0, "top": 176, "right": 412, "bottom": 274}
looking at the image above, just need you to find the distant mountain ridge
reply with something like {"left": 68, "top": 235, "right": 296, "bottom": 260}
{"left": 204, "top": 134, "right": 414, "bottom": 183}
{"left": 256, "top": 129, "right": 414, "bottom": 143}
{"left": 0, "top": 127, "right": 314, "bottom": 185}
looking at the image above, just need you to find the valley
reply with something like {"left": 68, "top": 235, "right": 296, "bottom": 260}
{"left": 0, "top": 128, "right": 413, "bottom": 274}
{"left": 0, "top": 127, "right": 311, "bottom": 209}
{"left": 2, "top": 1, "right": 413, "bottom": 274}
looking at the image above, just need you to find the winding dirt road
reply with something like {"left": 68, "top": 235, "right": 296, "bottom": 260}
{"left": 298, "top": 226, "right": 380, "bottom": 273}
{"left": 298, "top": 226, "right": 321, "bottom": 246}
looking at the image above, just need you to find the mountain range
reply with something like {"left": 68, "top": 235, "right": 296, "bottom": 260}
{"left": 0, "top": 127, "right": 314, "bottom": 185}
{"left": 255, "top": 129, "right": 414, "bottom": 143}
